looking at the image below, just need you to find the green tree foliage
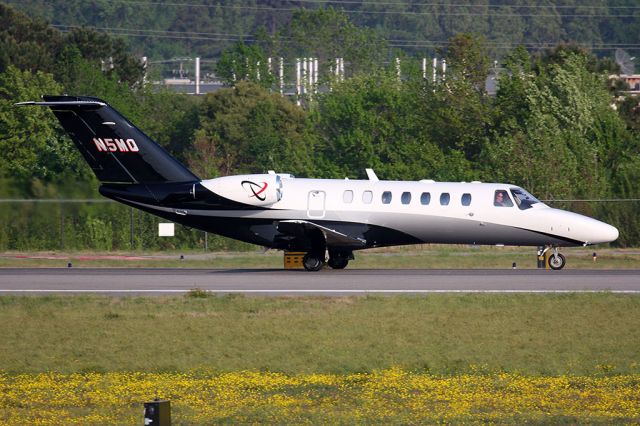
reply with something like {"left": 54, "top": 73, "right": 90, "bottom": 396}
{"left": 443, "top": 33, "right": 491, "bottom": 91}
{"left": 533, "top": 43, "right": 620, "bottom": 75}
{"left": 7, "top": 0, "right": 639, "bottom": 61}
{"left": 486, "top": 52, "right": 632, "bottom": 201}
{"left": 315, "top": 71, "right": 447, "bottom": 180}
{"left": 190, "top": 82, "right": 315, "bottom": 177}
{"left": 0, "top": 3, "right": 63, "bottom": 73}
{"left": 272, "top": 8, "right": 387, "bottom": 77}
{"left": 1, "top": 4, "right": 640, "bottom": 247}
{"left": 0, "top": 67, "right": 64, "bottom": 182}
{"left": 616, "top": 97, "right": 640, "bottom": 133}
{"left": 64, "top": 27, "right": 145, "bottom": 87}
{"left": 415, "top": 34, "right": 492, "bottom": 167}
{"left": 0, "top": 4, "right": 143, "bottom": 87}
{"left": 136, "top": 90, "right": 201, "bottom": 164}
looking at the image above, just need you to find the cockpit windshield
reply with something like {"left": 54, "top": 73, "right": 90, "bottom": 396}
{"left": 510, "top": 188, "right": 542, "bottom": 210}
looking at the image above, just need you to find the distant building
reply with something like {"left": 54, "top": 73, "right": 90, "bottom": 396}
{"left": 622, "top": 75, "right": 640, "bottom": 92}
{"left": 614, "top": 74, "right": 640, "bottom": 94}
{"left": 154, "top": 79, "right": 224, "bottom": 95}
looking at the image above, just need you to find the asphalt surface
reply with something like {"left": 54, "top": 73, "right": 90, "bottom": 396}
{"left": 0, "top": 268, "right": 639, "bottom": 295}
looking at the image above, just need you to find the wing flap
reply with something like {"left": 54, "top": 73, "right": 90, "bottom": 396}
{"left": 277, "top": 220, "right": 366, "bottom": 248}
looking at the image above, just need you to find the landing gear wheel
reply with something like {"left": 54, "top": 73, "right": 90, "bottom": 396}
{"left": 303, "top": 253, "right": 324, "bottom": 271}
{"left": 548, "top": 252, "right": 566, "bottom": 270}
{"left": 328, "top": 256, "right": 349, "bottom": 269}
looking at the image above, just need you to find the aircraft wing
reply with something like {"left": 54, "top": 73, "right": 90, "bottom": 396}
{"left": 277, "top": 220, "right": 366, "bottom": 248}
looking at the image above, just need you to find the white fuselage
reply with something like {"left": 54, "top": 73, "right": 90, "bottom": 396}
{"left": 199, "top": 175, "right": 619, "bottom": 248}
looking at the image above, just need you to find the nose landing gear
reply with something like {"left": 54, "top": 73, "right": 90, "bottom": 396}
{"left": 546, "top": 246, "right": 566, "bottom": 270}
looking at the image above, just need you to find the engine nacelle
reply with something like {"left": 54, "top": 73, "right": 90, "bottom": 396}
{"left": 200, "top": 174, "right": 283, "bottom": 206}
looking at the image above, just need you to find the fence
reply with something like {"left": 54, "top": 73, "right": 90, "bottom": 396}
{"left": 0, "top": 200, "right": 250, "bottom": 252}
{"left": 0, "top": 199, "right": 637, "bottom": 251}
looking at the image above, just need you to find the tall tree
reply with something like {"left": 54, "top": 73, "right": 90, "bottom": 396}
{"left": 486, "top": 52, "right": 631, "bottom": 200}
{"left": 415, "top": 34, "right": 492, "bottom": 165}
{"left": 0, "top": 66, "right": 89, "bottom": 188}
{"left": 273, "top": 8, "right": 388, "bottom": 78}
{"left": 0, "top": 3, "right": 63, "bottom": 73}
{"left": 315, "top": 71, "right": 451, "bottom": 180}
{"left": 191, "top": 82, "right": 315, "bottom": 177}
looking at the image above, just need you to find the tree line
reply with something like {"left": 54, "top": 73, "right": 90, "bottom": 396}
{"left": 5, "top": 0, "right": 640, "bottom": 60}
{"left": 1, "top": 4, "right": 639, "bottom": 250}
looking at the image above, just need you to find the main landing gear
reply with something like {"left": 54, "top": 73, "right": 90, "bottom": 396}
{"left": 540, "top": 246, "right": 566, "bottom": 270}
{"left": 302, "top": 250, "right": 354, "bottom": 271}
{"left": 302, "top": 253, "right": 324, "bottom": 272}
{"left": 327, "top": 250, "right": 353, "bottom": 270}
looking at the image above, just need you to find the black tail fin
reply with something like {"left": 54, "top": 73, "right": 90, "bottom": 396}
{"left": 17, "top": 95, "right": 199, "bottom": 184}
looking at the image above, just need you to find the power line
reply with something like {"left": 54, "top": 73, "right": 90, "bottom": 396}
{"left": 261, "top": 0, "right": 640, "bottom": 10}
{"left": 51, "top": 24, "right": 640, "bottom": 51}
{"left": 42, "top": 0, "right": 640, "bottom": 18}
{"left": 158, "top": 0, "right": 640, "bottom": 11}
{"left": 543, "top": 199, "right": 640, "bottom": 202}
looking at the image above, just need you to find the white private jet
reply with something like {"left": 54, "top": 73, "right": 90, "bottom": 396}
{"left": 18, "top": 96, "right": 619, "bottom": 271}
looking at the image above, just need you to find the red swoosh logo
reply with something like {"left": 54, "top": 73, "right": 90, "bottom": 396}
{"left": 241, "top": 180, "right": 268, "bottom": 201}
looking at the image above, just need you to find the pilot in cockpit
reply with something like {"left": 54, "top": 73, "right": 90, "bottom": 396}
{"left": 494, "top": 190, "right": 513, "bottom": 207}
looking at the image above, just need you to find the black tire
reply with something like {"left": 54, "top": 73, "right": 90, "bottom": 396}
{"left": 328, "top": 256, "right": 349, "bottom": 269}
{"left": 548, "top": 252, "right": 566, "bottom": 270}
{"left": 303, "top": 253, "right": 324, "bottom": 271}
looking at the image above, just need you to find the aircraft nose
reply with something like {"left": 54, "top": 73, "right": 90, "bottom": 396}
{"left": 593, "top": 222, "right": 619, "bottom": 244}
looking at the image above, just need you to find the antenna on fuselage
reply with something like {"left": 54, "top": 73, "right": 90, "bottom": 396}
{"left": 365, "top": 168, "right": 379, "bottom": 181}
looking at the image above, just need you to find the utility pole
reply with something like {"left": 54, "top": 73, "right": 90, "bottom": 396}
{"left": 195, "top": 57, "right": 200, "bottom": 95}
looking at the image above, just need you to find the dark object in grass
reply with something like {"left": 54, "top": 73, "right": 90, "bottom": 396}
{"left": 186, "top": 288, "right": 210, "bottom": 298}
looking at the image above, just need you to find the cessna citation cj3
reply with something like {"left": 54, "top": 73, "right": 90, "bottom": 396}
{"left": 18, "top": 96, "right": 619, "bottom": 271}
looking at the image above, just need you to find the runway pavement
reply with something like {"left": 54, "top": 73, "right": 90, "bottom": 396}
{"left": 1, "top": 268, "right": 639, "bottom": 295}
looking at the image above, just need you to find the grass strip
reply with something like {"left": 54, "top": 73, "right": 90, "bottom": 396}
{"left": 1, "top": 294, "right": 639, "bottom": 375}
{"left": 1, "top": 246, "right": 639, "bottom": 269}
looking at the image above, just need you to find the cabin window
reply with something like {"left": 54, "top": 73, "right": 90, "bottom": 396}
{"left": 440, "top": 193, "right": 450, "bottom": 206}
{"left": 401, "top": 192, "right": 412, "bottom": 205}
{"left": 343, "top": 190, "right": 354, "bottom": 204}
{"left": 494, "top": 190, "right": 514, "bottom": 207}
{"left": 420, "top": 192, "right": 431, "bottom": 205}
{"left": 461, "top": 193, "right": 472, "bottom": 206}
{"left": 381, "top": 191, "right": 392, "bottom": 204}
{"left": 362, "top": 190, "right": 373, "bottom": 204}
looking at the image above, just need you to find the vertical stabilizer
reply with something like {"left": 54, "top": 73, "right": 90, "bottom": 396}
{"left": 17, "top": 95, "right": 199, "bottom": 184}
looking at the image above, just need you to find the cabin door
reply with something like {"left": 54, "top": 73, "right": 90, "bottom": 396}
{"left": 307, "top": 190, "right": 326, "bottom": 219}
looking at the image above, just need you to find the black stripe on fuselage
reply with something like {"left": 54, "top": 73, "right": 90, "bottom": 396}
{"left": 100, "top": 182, "right": 269, "bottom": 211}
{"left": 101, "top": 185, "right": 586, "bottom": 249}
{"left": 514, "top": 227, "right": 585, "bottom": 246}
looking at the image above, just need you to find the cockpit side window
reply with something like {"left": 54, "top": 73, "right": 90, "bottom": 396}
{"left": 494, "top": 190, "right": 514, "bottom": 207}
{"left": 510, "top": 188, "right": 541, "bottom": 210}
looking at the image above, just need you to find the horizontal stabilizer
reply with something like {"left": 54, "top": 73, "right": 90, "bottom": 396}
{"left": 15, "top": 100, "right": 106, "bottom": 108}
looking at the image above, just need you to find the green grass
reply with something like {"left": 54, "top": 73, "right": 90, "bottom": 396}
{"left": 1, "top": 293, "right": 639, "bottom": 376}
{"left": 1, "top": 246, "right": 639, "bottom": 269}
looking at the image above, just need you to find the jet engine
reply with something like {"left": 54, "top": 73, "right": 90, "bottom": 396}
{"left": 200, "top": 174, "right": 283, "bottom": 206}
